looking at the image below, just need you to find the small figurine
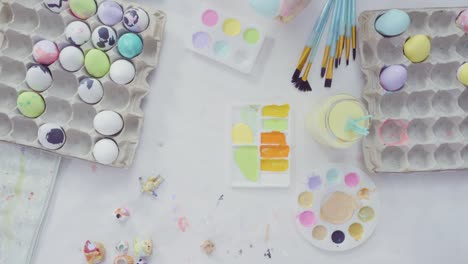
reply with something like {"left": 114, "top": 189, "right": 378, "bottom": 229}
{"left": 134, "top": 238, "right": 153, "bottom": 257}
{"left": 115, "top": 240, "right": 129, "bottom": 255}
{"left": 201, "top": 240, "right": 215, "bottom": 255}
{"left": 114, "top": 207, "right": 130, "bottom": 221}
{"left": 135, "top": 258, "right": 148, "bottom": 264}
{"left": 113, "top": 255, "right": 134, "bottom": 264}
{"left": 139, "top": 175, "right": 164, "bottom": 197}
{"left": 84, "top": 240, "right": 105, "bottom": 264}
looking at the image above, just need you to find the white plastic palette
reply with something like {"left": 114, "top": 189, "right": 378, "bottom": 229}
{"left": 188, "top": 7, "right": 265, "bottom": 73}
{"left": 230, "top": 104, "right": 291, "bottom": 188}
{"left": 295, "top": 166, "right": 379, "bottom": 251}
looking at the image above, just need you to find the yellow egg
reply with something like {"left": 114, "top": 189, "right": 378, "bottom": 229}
{"left": 403, "top": 35, "right": 431, "bottom": 63}
{"left": 458, "top": 63, "right": 468, "bottom": 86}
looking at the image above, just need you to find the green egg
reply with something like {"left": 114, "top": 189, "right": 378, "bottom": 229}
{"left": 69, "top": 0, "right": 97, "bottom": 19}
{"left": 17, "top": 91, "right": 46, "bottom": 118}
{"left": 85, "top": 49, "right": 110, "bottom": 78}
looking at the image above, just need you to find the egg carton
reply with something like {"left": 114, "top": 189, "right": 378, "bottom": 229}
{"left": 359, "top": 7, "right": 468, "bottom": 173}
{"left": 0, "top": 0, "right": 166, "bottom": 167}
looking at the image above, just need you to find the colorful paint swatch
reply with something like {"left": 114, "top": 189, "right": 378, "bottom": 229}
{"left": 262, "top": 104, "right": 290, "bottom": 118}
{"left": 234, "top": 147, "right": 259, "bottom": 182}
{"left": 260, "top": 145, "right": 290, "bottom": 158}
{"left": 261, "top": 159, "right": 289, "bottom": 172}
{"left": 263, "top": 119, "right": 288, "bottom": 131}
{"left": 232, "top": 123, "right": 254, "bottom": 144}
{"left": 261, "top": 132, "right": 286, "bottom": 145}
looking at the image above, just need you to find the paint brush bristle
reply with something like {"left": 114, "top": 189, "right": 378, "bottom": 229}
{"left": 321, "top": 67, "right": 326, "bottom": 78}
{"left": 325, "top": 78, "right": 332, "bottom": 88}
{"left": 291, "top": 69, "right": 301, "bottom": 83}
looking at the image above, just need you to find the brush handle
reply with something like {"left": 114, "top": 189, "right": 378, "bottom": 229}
{"left": 351, "top": 0, "right": 356, "bottom": 26}
{"left": 338, "top": 0, "right": 346, "bottom": 36}
{"left": 307, "top": 0, "right": 335, "bottom": 62}
{"left": 329, "top": 0, "right": 341, "bottom": 56}
{"left": 345, "top": 0, "right": 352, "bottom": 38}
{"left": 305, "top": 0, "right": 335, "bottom": 47}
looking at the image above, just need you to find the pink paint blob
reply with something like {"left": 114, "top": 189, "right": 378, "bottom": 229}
{"left": 202, "top": 9, "right": 219, "bottom": 27}
{"left": 344, "top": 172, "right": 360, "bottom": 187}
{"left": 32, "top": 40, "right": 59, "bottom": 65}
{"left": 298, "top": 211, "right": 316, "bottom": 227}
{"left": 178, "top": 216, "right": 189, "bottom": 232}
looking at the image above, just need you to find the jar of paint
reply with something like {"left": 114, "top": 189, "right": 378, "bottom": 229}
{"left": 306, "top": 94, "right": 370, "bottom": 149}
{"left": 249, "top": 0, "right": 312, "bottom": 23}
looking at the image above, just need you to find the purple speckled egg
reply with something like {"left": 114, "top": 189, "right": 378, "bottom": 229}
{"left": 379, "top": 65, "right": 407, "bottom": 92}
{"left": 97, "top": 0, "right": 123, "bottom": 26}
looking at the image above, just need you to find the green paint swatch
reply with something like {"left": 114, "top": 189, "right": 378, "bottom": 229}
{"left": 243, "top": 28, "right": 260, "bottom": 44}
{"left": 234, "top": 146, "right": 259, "bottom": 182}
{"left": 263, "top": 119, "right": 288, "bottom": 131}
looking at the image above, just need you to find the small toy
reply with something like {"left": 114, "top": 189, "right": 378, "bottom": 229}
{"left": 200, "top": 240, "right": 215, "bottom": 255}
{"left": 134, "top": 238, "right": 153, "bottom": 257}
{"left": 139, "top": 175, "right": 164, "bottom": 197}
{"left": 115, "top": 240, "right": 129, "bottom": 254}
{"left": 113, "top": 207, "right": 130, "bottom": 221}
{"left": 83, "top": 240, "right": 105, "bottom": 264}
{"left": 135, "top": 258, "right": 148, "bottom": 264}
{"left": 113, "top": 255, "right": 134, "bottom": 264}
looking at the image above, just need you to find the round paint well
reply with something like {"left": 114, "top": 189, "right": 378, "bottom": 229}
{"left": 298, "top": 191, "right": 314, "bottom": 208}
{"left": 312, "top": 225, "right": 327, "bottom": 240}
{"left": 298, "top": 211, "right": 316, "bottom": 227}
{"left": 358, "top": 206, "right": 375, "bottom": 222}
{"left": 223, "top": 18, "right": 241, "bottom": 36}
{"left": 331, "top": 230, "right": 345, "bottom": 244}
{"left": 307, "top": 175, "right": 322, "bottom": 189}
{"left": 192, "top": 32, "right": 211, "bottom": 49}
{"left": 243, "top": 28, "right": 260, "bottom": 44}
{"left": 202, "top": 9, "right": 219, "bottom": 27}
{"left": 326, "top": 168, "right": 340, "bottom": 184}
{"left": 348, "top": 223, "right": 364, "bottom": 241}
{"left": 344, "top": 172, "right": 360, "bottom": 187}
{"left": 213, "top": 41, "right": 230, "bottom": 57}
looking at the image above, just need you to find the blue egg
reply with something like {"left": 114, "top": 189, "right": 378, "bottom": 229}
{"left": 117, "top": 33, "right": 143, "bottom": 59}
{"left": 375, "top": 9, "right": 410, "bottom": 37}
{"left": 249, "top": 0, "right": 280, "bottom": 18}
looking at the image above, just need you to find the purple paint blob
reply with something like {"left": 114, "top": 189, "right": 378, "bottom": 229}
{"left": 192, "top": 32, "right": 211, "bottom": 49}
{"left": 344, "top": 172, "right": 360, "bottom": 187}
{"left": 298, "top": 211, "right": 316, "bottom": 227}
{"left": 331, "top": 230, "right": 345, "bottom": 244}
{"left": 46, "top": 128, "right": 65, "bottom": 144}
{"left": 202, "top": 9, "right": 219, "bottom": 27}
{"left": 307, "top": 175, "right": 322, "bottom": 190}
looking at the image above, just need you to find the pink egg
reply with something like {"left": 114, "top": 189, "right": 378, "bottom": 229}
{"left": 32, "top": 40, "right": 59, "bottom": 65}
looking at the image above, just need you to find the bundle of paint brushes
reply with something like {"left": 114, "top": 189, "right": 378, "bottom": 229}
{"left": 291, "top": 0, "right": 356, "bottom": 91}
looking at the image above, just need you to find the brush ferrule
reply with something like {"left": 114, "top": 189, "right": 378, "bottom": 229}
{"left": 325, "top": 58, "right": 334, "bottom": 79}
{"left": 298, "top": 47, "right": 312, "bottom": 69}
{"left": 345, "top": 38, "right": 351, "bottom": 61}
{"left": 302, "top": 62, "right": 312, "bottom": 81}
{"left": 321, "top": 46, "right": 330, "bottom": 68}
{"left": 352, "top": 26, "right": 357, "bottom": 49}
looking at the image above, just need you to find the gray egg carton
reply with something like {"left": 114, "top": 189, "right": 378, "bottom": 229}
{"left": 0, "top": 0, "right": 166, "bottom": 167}
{"left": 359, "top": 7, "right": 468, "bottom": 173}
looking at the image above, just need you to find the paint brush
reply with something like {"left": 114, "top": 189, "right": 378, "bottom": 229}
{"left": 320, "top": 0, "right": 340, "bottom": 78}
{"left": 294, "top": 0, "right": 335, "bottom": 91}
{"left": 351, "top": 0, "right": 357, "bottom": 60}
{"left": 335, "top": 0, "right": 346, "bottom": 68}
{"left": 345, "top": 0, "right": 351, "bottom": 65}
{"left": 324, "top": 0, "right": 340, "bottom": 88}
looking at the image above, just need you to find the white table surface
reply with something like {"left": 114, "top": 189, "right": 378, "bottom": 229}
{"left": 33, "top": 0, "right": 468, "bottom": 263}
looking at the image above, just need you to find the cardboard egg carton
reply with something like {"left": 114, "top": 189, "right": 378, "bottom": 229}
{"left": 0, "top": 0, "right": 166, "bottom": 167}
{"left": 359, "top": 7, "right": 468, "bottom": 172}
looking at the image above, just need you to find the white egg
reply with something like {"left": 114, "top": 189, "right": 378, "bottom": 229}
{"left": 26, "top": 64, "right": 53, "bottom": 92}
{"left": 78, "top": 78, "right": 104, "bottom": 104}
{"left": 123, "top": 7, "right": 149, "bottom": 33}
{"left": 91, "top": 25, "right": 117, "bottom": 51}
{"left": 109, "top": 60, "right": 135, "bottom": 84}
{"left": 38, "top": 123, "right": 66, "bottom": 150}
{"left": 93, "top": 138, "right": 119, "bottom": 164}
{"left": 44, "top": 0, "right": 69, "bottom": 13}
{"left": 94, "top": 110, "right": 124, "bottom": 135}
{"left": 65, "top": 21, "right": 91, "bottom": 46}
{"left": 59, "top": 46, "right": 84, "bottom": 72}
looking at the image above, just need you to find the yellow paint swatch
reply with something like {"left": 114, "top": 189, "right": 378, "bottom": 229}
{"left": 262, "top": 104, "right": 290, "bottom": 118}
{"left": 232, "top": 123, "right": 253, "bottom": 144}
{"left": 349, "top": 223, "right": 364, "bottom": 241}
{"left": 223, "top": 18, "right": 241, "bottom": 36}
{"left": 298, "top": 191, "right": 314, "bottom": 208}
{"left": 261, "top": 159, "right": 289, "bottom": 172}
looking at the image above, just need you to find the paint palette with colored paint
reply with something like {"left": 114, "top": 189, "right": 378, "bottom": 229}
{"left": 188, "top": 8, "right": 265, "bottom": 73}
{"left": 230, "top": 104, "right": 291, "bottom": 188}
{"left": 295, "top": 166, "right": 379, "bottom": 251}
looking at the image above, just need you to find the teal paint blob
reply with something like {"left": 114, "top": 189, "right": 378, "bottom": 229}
{"left": 326, "top": 168, "right": 340, "bottom": 184}
{"left": 117, "top": 33, "right": 143, "bottom": 59}
{"left": 249, "top": 0, "right": 280, "bottom": 18}
{"left": 213, "top": 41, "right": 230, "bottom": 57}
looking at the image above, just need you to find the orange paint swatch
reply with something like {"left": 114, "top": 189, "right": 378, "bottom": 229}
{"left": 260, "top": 145, "right": 290, "bottom": 158}
{"left": 261, "top": 159, "right": 289, "bottom": 172}
{"left": 261, "top": 132, "right": 286, "bottom": 145}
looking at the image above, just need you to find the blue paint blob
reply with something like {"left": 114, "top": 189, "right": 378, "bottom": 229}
{"left": 117, "top": 33, "right": 143, "bottom": 59}
{"left": 326, "top": 168, "right": 340, "bottom": 184}
{"left": 307, "top": 175, "right": 322, "bottom": 190}
{"left": 331, "top": 230, "right": 345, "bottom": 244}
{"left": 213, "top": 40, "right": 230, "bottom": 57}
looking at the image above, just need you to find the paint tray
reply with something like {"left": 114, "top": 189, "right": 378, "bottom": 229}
{"left": 0, "top": 0, "right": 166, "bottom": 167}
{"left": 230, "top": 104, "right": 292, "bottom": 188}
{"left": 359, "top": 7, "right": 468, "bottom": 172}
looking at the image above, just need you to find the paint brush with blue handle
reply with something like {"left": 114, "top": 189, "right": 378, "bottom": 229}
{"left": 324, "top": 0, "right": 340, "bottom": 88}
{"left": 345, "top": 0, "right": 352, "bottom": 65}
{"left": 351, "top": 0, "right": 357, "bottom": 60}
{"left": 336, "top": 0, "right": 346, "bottom": 67}
{"left": 292, "top": 0, "right": 334, "bottom": 84}
{"left": 295, "top": 0, "right": 335, "bottom": 91}
{"left": 320, "top": 0, "right": 339, "bottom": 78}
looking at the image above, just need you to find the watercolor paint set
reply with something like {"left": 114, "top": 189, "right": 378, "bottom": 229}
{"left": 359, "top": 7, "right": 468, "bottom": 172}
{"left": 188, "top": 7, "right": 265, "bottom": 73}
{"left": 295, "top": 166, "right": 379, "bottom": 251}
{"left": 0, "top": 0, "right": 166, "bottom": 167}
{"left": 230, "top": 104, "right": 292, "bottom": 188}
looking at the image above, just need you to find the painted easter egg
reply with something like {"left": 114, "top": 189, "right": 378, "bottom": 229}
{"left": 91, "top": 25, "right": 117, "bottom": 51}
{"left": 93, "top": 138, "right": 119, "bottom": 164}
{"left": 84, "top": 240, "right": 106, "bottom": 264}
{"left": 78, "top": 78, "right": 103, "bottom": 104}
{"left": 38, "top": 123, "right": 66, "bottom": 150}
{"left": 65, "top": 21, "right": 91, "bottom": 46}
{"left": 59, "top": 46, "right": 84, "bottom": 72}
{"left": 123, "top": 8, "right": 149, "bottom": 33}
{"left": 375, "top": 9, "right": 410, "bottom": 37}
{"left": 403, "top": 35, "right": 431, "bottom": 63}
{"left": 26, "top": 64, "right": 53, "bottom": 92}
{"left": 17, "top": 91, "right": 46, "bottom": 118}
{"left": 69, "top": 0, "right": 97, "bottom": 19}
{"left": 457, "top": 63, "right": 468, "bottom": 86}
{"left": 33, "top": 40, "right": 59, "bottom": 65}
{"left": 456, "top": 10, "right": 468, "bottom": 33}
{"left": 249, "top": 0, "right": 280, "bottom": 18}
{"left": 44, "top": 0, "right": 69, "bottom": 13}
{"left": 379, "top": 65, "right": 407, "bottom": 92}
{"left": 109, "top": 60, "right": 135, "bottom": 84}
{"left": 84, "top": 49, "right": 110, "bottom": 78}
{"left": 97, "top": 0, "right": 123, "bottom": 26}
{"left": 93, "top": 110, "right": 124, "bottom": 136}
{"left": 117, "top": 33, "right": 143, "bottom": 59}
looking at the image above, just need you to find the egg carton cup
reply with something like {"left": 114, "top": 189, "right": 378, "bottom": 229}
{"left": 359, "top": 7, "right": 468, "bottom": 173}
{"left": 0, "top": 0, "right": 166, "bottom": 167}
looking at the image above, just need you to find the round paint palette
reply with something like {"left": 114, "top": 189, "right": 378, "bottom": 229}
{"left": 295, "top": 166, "right": 379, "bottom": 251}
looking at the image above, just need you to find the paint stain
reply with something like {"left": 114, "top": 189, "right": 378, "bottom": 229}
{"left": 262, "top": 104, "right": 290, "bottom": 118}
{"left": 326, "top": 168, "right": 340, "bottom": 184}
{"left": 235, "top": 147, "right": 259, "bottom": 181}
{"left": 312, "top": 225, "right": 327, "bottom": 240}
{"left": 344, "top": 172, "right": 360, "bottom": 187}
{"left": 307, "top": 175, "right": 322, "bottom": 189}
{"left": 238, "top": 249, "right": 243, "bottom": 255}
{"left": 331, "top": 230, "right": 345, "bottom": 244}
{"left": 5, "top": 194, "right": 14, "bottom": 201}
{"left": 297, "top": 191, "right": 314, "bottom": 208}
{"left": 27, "top": 191, "right": 34, "bottom": 200}
{"left": 178, "top": 217, "right": 190, "bottom": 232}
{"left": 320, "top": 191, "right": 357, "bottom": 225}
{"left": 264, "top": 248, "right": 272, "bottom": 259}
{"left": 91, "top": 164, "right": 97, "bottom": 172}
{"left": 260, "top": 145, "right": 290, "bottom": 158}
{"left": 260, "top": 159, "right": 288, "bottom": 172}
{"left": 3, "top": 152, "right": 26, "bottom": 239}
{"left": 232, "top": 123, "right": 254, "bottom": 144}
{"left": 250, "top": 244, "right": 253, "bottom": 248}
{"left": 357, "top": 188, "right": 370, "bottom": 200}
{"left": 263, "top": 119, "right": 288, "bottom": 131}
{"left": 298, "top": 211, "right": 316, "bottom": 227}
{"left": 217, "top": 194, "right": 224, "bottom": 206}
{"left": 349, "top": 223, "right": 364, "bottom": 240}
{"left": 265, "top": 224, "right": 270, "bottom": 241}
{"left": 358, "top": 206, "right": 375, "bottom": 222}
{"left": 261, "top": 132, "right": 286, "bottom": 145}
